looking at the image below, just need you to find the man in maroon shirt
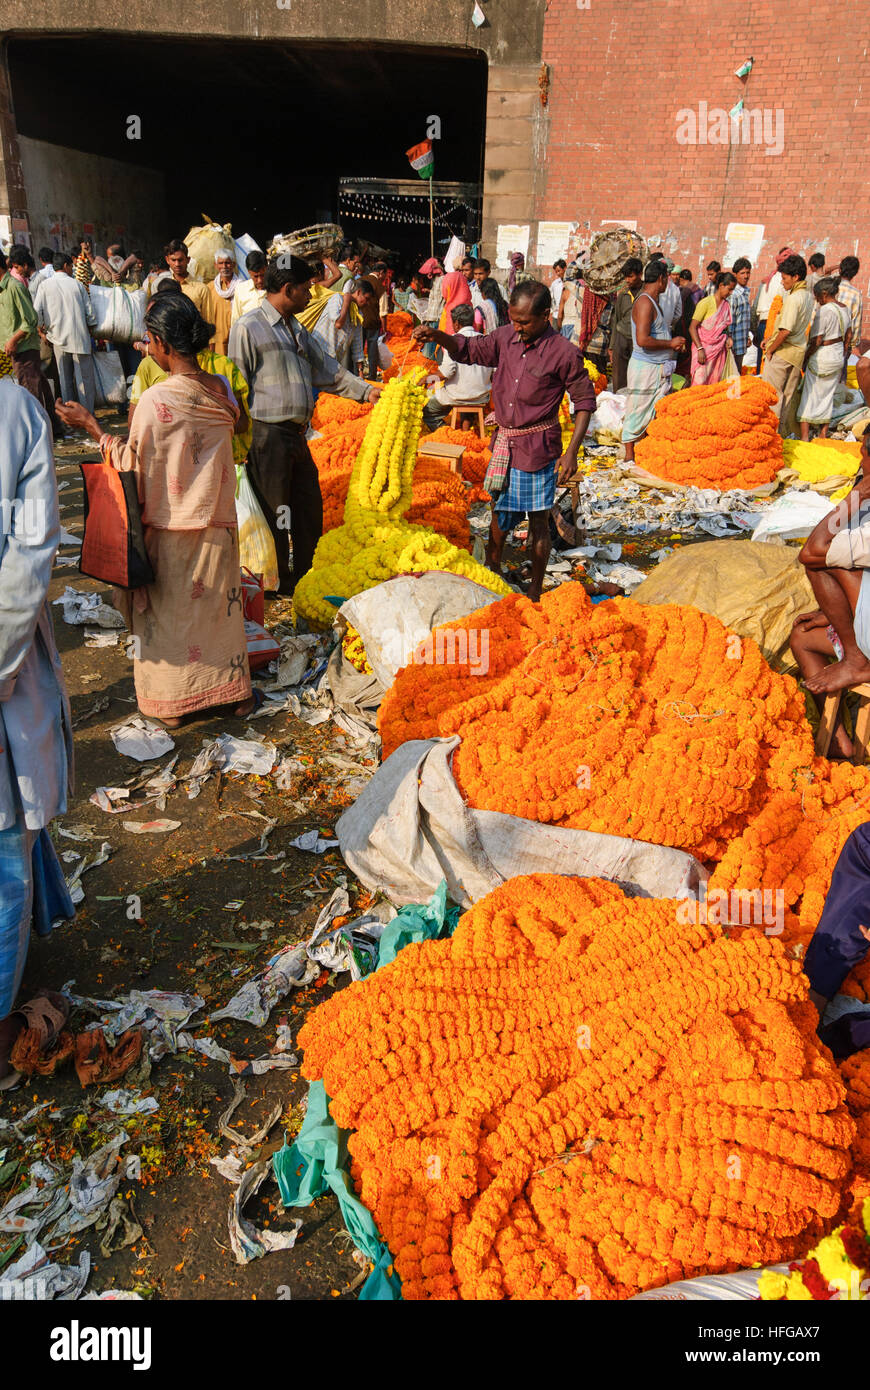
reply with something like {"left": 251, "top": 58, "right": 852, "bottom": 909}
{"left": 414, "top": 281, "right": 595, "bottom": 600}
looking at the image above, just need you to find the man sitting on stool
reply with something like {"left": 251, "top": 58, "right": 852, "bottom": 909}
{"left": 422, "top": 304, "right": 493, "bottom": 430}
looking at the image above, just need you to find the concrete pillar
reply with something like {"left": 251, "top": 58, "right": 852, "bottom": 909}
{"left": 0, "top": 41, "right": 29, "bottom": 247}
{"left": 481, "top": 63, "right": 546, "bottom": 272}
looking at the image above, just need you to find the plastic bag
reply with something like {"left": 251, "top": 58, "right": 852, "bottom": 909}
{"left": 93, "top": 350, "right": 127, "bottom": 407}
{"left": 235, "top": 466, "right": 278, "bottom": 593}
{"left": 378, "top": 337, "right": 394, "bottom": 371}
{"left": 589, "top": 389, "right": 627, "bottom": 440}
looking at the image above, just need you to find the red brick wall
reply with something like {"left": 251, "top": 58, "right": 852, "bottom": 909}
{"left": 537, "top": 0, "right": 869, "bottom": 288}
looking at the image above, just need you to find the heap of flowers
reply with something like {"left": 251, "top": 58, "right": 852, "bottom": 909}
{"left": 781, "top": 438, "right": 861, "bottom": 500}
{"left": 294, "top": 369, "right": 510, "bottom": 627}
{"left": 342, "top": 623, "right": 373, "bottom": 674}
{"left": 299, "top": 873, "right": 854, "bottom": 1300}
{"left": 379, "top": 583, "right": 821, "bottom": 860}
{"left": 311, "top": 395, "right": 374, "bottom": 431}
{"left": 759, "top": 1200, "right": 870, "bottom": 1300}
{"left": 635, "top": 377, "right": 784, "bottom": 490}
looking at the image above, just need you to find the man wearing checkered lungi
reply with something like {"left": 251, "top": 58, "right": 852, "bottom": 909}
{"left": 414, "top": 281, "right": 596, "bottom": 600}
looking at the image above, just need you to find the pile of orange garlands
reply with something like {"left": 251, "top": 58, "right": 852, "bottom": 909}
{"left": 379, "top": 579, "right": 870, "bottom": 945}
{"left": 635, "top": 377, "right": 784, "bottom": 490}
{"left": 300, "top": 873, "right": 854, "bottom": 1299}
{"left": 423, "top": 425, "right": 492, "bottom": 503}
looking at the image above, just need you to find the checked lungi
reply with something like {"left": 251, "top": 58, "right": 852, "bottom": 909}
{"left": 495, "top": 459, "right": 558, "bottom": 534}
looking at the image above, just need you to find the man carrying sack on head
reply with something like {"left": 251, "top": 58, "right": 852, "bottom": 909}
{"left": 415, "top": 279, "right": 595, "bottom": 601}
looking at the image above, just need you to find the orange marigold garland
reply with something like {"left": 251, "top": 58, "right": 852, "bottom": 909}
{"left": 299, "top": 874, "right": 855, "bottom": 1300}
{"left": 379, "top": 583, "right": 817, "bottom": 860}
{"left": 635, "top": 377, "right": 784, "bottom": 490}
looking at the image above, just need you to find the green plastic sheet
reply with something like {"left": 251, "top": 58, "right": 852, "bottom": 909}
{"left": 273, "top": 881, "right": 460, "bottom": 1300}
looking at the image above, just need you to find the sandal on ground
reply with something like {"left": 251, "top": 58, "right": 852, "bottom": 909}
{"left": 74, "top": 1026, "right": 143, "bottom": 1088}
{"left": 0, "top": 990, "right": 71, "bottom": 1090}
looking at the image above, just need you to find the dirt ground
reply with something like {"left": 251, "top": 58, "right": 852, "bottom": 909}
{"left": 1, "top": 419, "right": 375, "bottom": 1301}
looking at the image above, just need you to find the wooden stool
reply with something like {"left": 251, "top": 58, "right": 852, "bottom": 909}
{"left": 448, "top": 406, "right": 487, "bottom": 438}
{"left": 815, "top": 683, "right": 870, "bottom": 763}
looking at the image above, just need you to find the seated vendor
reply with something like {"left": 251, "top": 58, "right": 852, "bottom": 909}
{"left": 790, "top": 427, "right": 870, "bottom": 756}
{"left": 805, "top": 823, "right": 870, "bottom": 1057}
{"left": 421, "top": 304, "right": 493, "bottom": 431}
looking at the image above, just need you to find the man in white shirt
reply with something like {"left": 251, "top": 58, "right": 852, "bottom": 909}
{"left": 27, "top": 247, "right": 55, "bottom": 295}
{"left": 422, "top": 304, "right": 494, "bottom": 428}
{"left": 550, "top": 259, "right": 566, "bottom": 323}
{"left": 231, "top": 250, "right": 268, "bottom": 323}
{"left": 33, "top": 251, "right": 96, "bottom": 414}
{"left": 650, "top": 257, "right": 683, "bottom": 381}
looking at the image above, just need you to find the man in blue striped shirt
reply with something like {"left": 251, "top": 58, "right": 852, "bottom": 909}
{"left": 729, "top": 258, "right": 752, "bottom": 371}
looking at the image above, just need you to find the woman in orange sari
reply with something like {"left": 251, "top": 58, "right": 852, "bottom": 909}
{"left": 56, "top": 295, "right": 257, "bottom": 727}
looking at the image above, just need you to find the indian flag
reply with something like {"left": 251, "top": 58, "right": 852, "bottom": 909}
{"left": 406, "top": 139, "right": 434, "bottom": 180}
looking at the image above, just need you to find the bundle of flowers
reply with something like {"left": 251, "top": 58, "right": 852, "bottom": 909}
{"left": 385, "top": 311, "right": 414, "bottom": 340}
{"left": 379, "top": 583, "right": 819, "bottom": 860}
{"left": 584, "top": 359, "right": 608, "bottom": 393}
{"left": 759, "top": 1200, "right": 869, "bottom": 1300}
{"left": 405, "top": 460, "right": 471, "bottom": 550}
{"left": 383, "top": 348, "right": 433, "bottom": 382}
{"left": 311, "top": 395, "right": 373, "bottom": 431}
{"left": 309, "top": 415, "right": 371, "bottom": 475}
{"left": 635, "top": 378, "right": 784, "bottom": 490}
{"left": 299, "top": 873, "right": 854, "bottom": 1300}
{"left": 781, "top": 438, "right": 861, "bottom": 500}
{"left": 342, "top": 623, "right": 373, "bottom": 674}
{"left": 294, "top": 370, "right": 509, "bottom": 627}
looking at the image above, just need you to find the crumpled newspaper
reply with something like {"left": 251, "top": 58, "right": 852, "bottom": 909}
{"left": 229, "top": 1161, "right": 302, "bottom": 1264}
{"left": 111, "top": 717, "right": 176, "bottom": 763}
{"left": 65, "top": 841, "right": 112, "bottom": 905}
{"left": 64, "top": 985, "right": 204, "bottom": 1054}
{"left": 0, "top": 1241, "right": 91, "bottom": 1300}
{"left": 306, "top": 889, "right": 395, "bottom": 981}
{"left": 53, "top": 586, "right": 125, "bottom": 629}
{"left": 288, "top": 829, "right": 339, "bottom": 854}
{"left": 209, "top": 944, "right": 319, "bottom": 1027}
{"left": 570, "top": 466, "right": 772, "bottom": 537}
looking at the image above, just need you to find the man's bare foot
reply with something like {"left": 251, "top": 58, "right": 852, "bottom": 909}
{"left": 233, "top": 689, "right": 263, "bottom": 719}
{"left": 805, "top": 654, "right": 870, "bottom": 695}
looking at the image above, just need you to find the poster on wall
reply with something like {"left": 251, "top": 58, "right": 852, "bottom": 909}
{"left": 495, "top": 224, "right": 530, "bottom": 271}
{"left": 535, "top": 221, "right": 577, "bottom": 267}
{"left": 724, "top": 222, "right": 765, "bottom": 267}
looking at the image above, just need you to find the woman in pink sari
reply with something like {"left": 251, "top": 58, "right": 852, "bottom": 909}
{"left": 689, "top": 272, "right": 738, "bottom": 384}
{"left": 56, "top": 294, "right": 256, "bottom": 727}
{"left": 437, "top": 270, "right": 472, "bottom": 333}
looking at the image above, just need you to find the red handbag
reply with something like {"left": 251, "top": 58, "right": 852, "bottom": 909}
{"left": 78, "top": 452, "right": 155, "bottom": 589}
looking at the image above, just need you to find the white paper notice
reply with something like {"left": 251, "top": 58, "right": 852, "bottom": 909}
{"left": 495, "top": 224, "right": 530, "bottom": 271}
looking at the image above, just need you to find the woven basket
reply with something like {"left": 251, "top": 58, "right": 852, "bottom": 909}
{"left": 583, "top": 228, "right": 648, "bottom": 295}
{"left": 267, "top": 224, "right": 344, "bottom": 260}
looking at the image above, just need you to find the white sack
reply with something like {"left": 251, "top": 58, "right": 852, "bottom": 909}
{"left": 93, "top": 350, "right": 126, "bottom": 407}
{"left": 336, "top": 736, "right": 708, "bottom": 908}
{"left": 751, "top": 488, "right": 833, "bottom": 544}
{"left": 89, "top": 286, "right": 145, "bottom": 344}
{"left": 338, "top": 573, "right": 501, "bottom": 689}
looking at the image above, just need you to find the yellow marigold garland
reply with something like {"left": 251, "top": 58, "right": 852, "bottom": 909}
{"left": 294, "top": 371, "right": 509, "bottom": 628}
{"left": 299, "top": 874, "right": 855, "bottom": 1300}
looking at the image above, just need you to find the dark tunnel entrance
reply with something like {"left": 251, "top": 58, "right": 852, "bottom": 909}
{"left": 7, "top": 34, "right": 487, "bottom": 267}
